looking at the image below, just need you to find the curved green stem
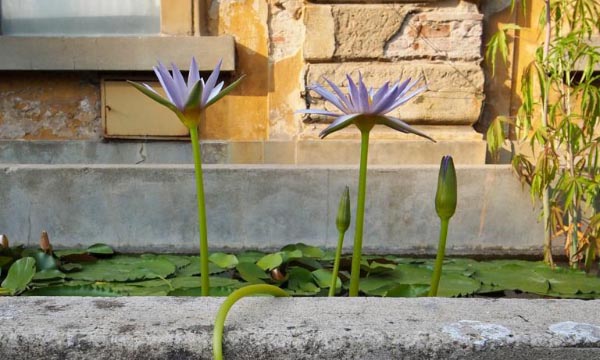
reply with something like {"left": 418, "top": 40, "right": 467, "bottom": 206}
{"left": 329, "top": 232, "right": 345, "bottom": 297}
{"left": 189, "top": 126, "right": 210, "bottom": 296}
{"left": 349, "top": 129, "right": 370, "bottom": 297}
{"left": 213, "top": 284, "right": 289, "bottom": 360}
{"left": 428, "top": 218, "right": 449, "bottom": 297}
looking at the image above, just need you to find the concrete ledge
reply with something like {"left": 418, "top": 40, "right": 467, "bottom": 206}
{"left": 1, "top": 297, "right": 599, "bottom": 359}
{"left": 0, "top": 164, "right": 543, "bottom": 254}
{"left": 0, "top": 36, "right": 235, "bottom": 71}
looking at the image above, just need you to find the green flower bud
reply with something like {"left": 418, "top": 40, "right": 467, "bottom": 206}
{"left": 336, "top": 186, "right": 351, "bottom": 233}
{"left": 435, "top": 156, "right": 457, "bottom": 221}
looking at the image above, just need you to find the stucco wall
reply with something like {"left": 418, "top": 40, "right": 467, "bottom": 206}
{"left": 0, "top": 0, "right": 488, "bottom": 147}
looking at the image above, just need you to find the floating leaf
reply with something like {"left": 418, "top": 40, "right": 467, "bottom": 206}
{"left": 437, "top": 273, "right": 481, "bottom": 297}
{"left": 534, "top": 267, "right": 600, "bottom": 295}
{"left": 209, "top": 253, "right": 239, "bottom": 269}
{"left": 282, "top": 243, "right": 324, "bottom": 258}
{"left": 176, "top": 256, "right": 224, "bottom": 276}
{"left": 473, "top": 263, "right": 549, "bottom": 295}
{"left": 60, "top": 263, "right": 83, "bottom": 272}
{"left": 33, "top": 269, "right": 66, "bottom": 281}
{"left": 86, "top": 243, "right": 114, "bottom": 255}
{"left": 236, "top": 251, "right": 266, "bottom": 264}
{"left": 67, "top": 256, "right": 176, "bottom": 282}
{"left": 312, "top": 269, "right": 340, "bottom": 289}
{"left": 141, "top": 254, "right": 191, "bottom": 269}
{"left": 26, "top": 250, "right": 59, "bottom": 271}
{"left": 257, "top": 253, "right": 283, "bottom": 271}
{"left": 385, "top": 284, "right": 429, "bottom": 297}
{"left": 1, "top": 257, "right": 36, "bottom": 295}
{"left": 236, "top": 262, "right": 270, "bottom": 283}
{"left": 24, "top": 285, "right": 124, "bottom": 297}
{"left": 287, "top": 267, "right": 319, "bottom": 294}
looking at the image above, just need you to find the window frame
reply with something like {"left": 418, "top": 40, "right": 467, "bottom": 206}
{"left": 0, "top": 0, "right": 235, "bottom": 71}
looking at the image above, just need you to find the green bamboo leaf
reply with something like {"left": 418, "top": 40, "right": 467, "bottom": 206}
{"left": 487, "top": 116, "right": 507, "bottom": 163}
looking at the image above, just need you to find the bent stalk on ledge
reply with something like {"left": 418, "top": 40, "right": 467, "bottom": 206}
{"left": 213, "top": 284, "right": 289, "bottom": 360}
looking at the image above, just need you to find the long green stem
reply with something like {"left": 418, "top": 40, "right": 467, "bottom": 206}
{"left": 213, "top": 284, "right": 289, "bottom": 360}
{"left": 429, "top": 218, "right": 449, "bottom": 297}
{"left": 349, "top": 129, "right": 370, "bottom": 297}
{"left": 190, "top": 126, "right": 210, "bottom": 296}
{"left": 329, "top": 232, "right": 345, "bottom": 297}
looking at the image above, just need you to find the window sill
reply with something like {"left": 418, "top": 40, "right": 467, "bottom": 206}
{"left": 0, "top": 36, "right": 235, "bottom": 71}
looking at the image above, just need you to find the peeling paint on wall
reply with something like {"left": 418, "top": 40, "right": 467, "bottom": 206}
{"left": 0, "top": 72, "right": 101, "bottom": 140}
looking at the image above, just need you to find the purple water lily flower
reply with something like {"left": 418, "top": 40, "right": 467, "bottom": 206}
{"left": 129, "top": 58, "right": 243, "bottom": 128}
{"left": 300, "top": 74, "right": 435, "bottom": 141}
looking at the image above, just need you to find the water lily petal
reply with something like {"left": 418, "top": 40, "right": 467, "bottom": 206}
{"left": 154, "top": 63, "right": 184, "bottom": 110}
{"left": 378, "top": 115, "right": 435, "bottom": 142}
{"left": 381, "top": 85, "right": 427, "bottom": 114}
{"left": 319, "top": 113, "right": 361, "bottom": 139}
{"left": 171, "top": 62, "right": 188, "bottom": 97}
{"left": 296, "top": 109, "right": 341, "bottom": 117}
{"left": 324, "top": 77, "right": 351, "bottom": 112}
{"left": 370, "top": 81, "right": 405, "bottom": 114}
{"left": 346, "top": 74, "right": 361, "bottom": 112}
{"left": 187, "top": 57, "right": 200, "bottom": 87}
{"left": 207, "top": 81, "right": 225, "bottom": 103}
{"left": 371, "top": 82, "right": 390, "bottom": 105}
{"left": 310, "top": 84, "right": 350, "bottom": 114}
{"left": 356, "top": 73, "right": 371, "bottom": 113}
{"left": 396, "top": 77, "right": 414, "bottom": 97}
{"left": 202, "top": 59, "right": 222, "bottom": 106}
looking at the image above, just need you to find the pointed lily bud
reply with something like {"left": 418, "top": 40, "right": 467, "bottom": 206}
{"left": 1, "top": 234, "right": 8, "bottom": 248}
{"left": 40, "top": 231, "right": 52, "bottom": 254}
{"left": 336, "top": 186, "right": 351, "bottom": 233}
{"left": 435, "top": 156, "right": 457, "bottom": 221}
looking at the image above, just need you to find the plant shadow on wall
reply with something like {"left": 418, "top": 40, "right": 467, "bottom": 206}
{"left": 487, "top": 0, "right": 600, "bottom": 271}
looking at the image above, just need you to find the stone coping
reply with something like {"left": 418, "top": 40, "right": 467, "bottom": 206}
{"left": 1, "top": 297, "right": 599, "bottom": 359}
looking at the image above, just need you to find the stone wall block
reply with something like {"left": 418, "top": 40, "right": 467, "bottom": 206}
{"left": 303, "top": 3, "right": 484, "bottom": 62}
{"left": 303, "top": 5, "right": 335, "bottom": 60}
{"left": 304, "top": 62, "right": 484, "bottom": 125}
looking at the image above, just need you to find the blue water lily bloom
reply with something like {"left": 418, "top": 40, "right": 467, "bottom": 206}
{"left": 300, "top": 74, "right": 435, "bottom": 141}
{"left": 128, "top": 58, "right": 243, "bottom": 296}
{"left": 129, "top": 58, "right": 243, "bottom": 128}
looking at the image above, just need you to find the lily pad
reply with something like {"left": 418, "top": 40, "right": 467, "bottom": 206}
{"left": 67, "top": 256, "right": 176, "bottom": 282}
{"left": 236, "top": 262, "right": 270, "bottom": 283}
{"left": 386, "top": 284, "right": 430, "bottom": 297}
{"left": 257, "top": 253, "right": 283, "bottom": 271}
{"left": 1, "top": 257, "right": 36, "bottom": 295}
{"left": 312, "top": 268, "right": 341, "bottom": 289}
{"left": 209, "top": 253, "right": 239, "bottom": 269}
{"left": 86, "top": 243, "right": 114, "bottom": 255}
{"left": 437, "top": 273, "right": 481, "bottom": 297}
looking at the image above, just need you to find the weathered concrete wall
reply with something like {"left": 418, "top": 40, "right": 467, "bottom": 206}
{"left": 0, "top": 164, "right": 544, "bottom": 254}
{"left": 2, "top": 297, "right": 600, "bottom": 359}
